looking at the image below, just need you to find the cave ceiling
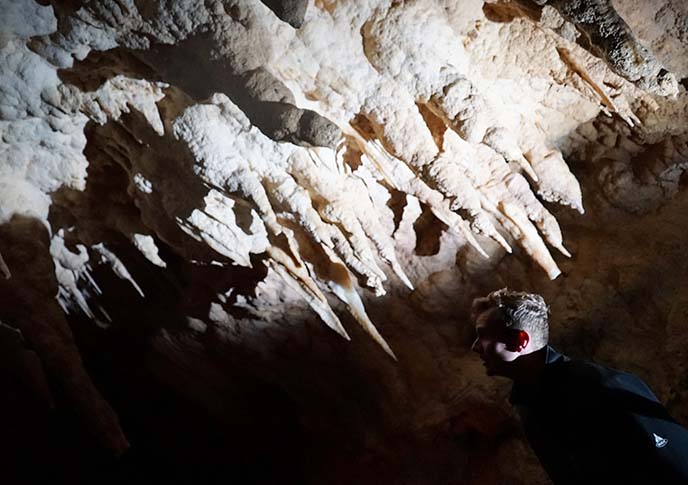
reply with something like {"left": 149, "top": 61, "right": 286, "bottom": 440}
{"left": 1, "top": 0, "right": 687, "bottom": 483}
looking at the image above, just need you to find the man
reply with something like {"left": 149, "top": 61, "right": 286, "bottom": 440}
{"left": 470, "top": 288, "right": 688, "bottom": 484}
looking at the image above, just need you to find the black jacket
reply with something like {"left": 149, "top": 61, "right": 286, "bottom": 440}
{"left": 510, "top": 346, "right": 688, "bottom": 484}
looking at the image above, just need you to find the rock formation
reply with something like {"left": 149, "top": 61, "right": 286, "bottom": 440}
{"left": 1, "top": 0, "right": 686, "bottom": 483}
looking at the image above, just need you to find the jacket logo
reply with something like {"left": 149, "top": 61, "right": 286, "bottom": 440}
{"left": 653, "top": 433, "right": 668, "bottom": 448}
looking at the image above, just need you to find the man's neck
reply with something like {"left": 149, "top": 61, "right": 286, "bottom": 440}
{"left": 509, "top": 346, "right": 548, "bottom": 386}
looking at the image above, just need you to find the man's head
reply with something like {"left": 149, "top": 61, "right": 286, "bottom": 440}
{"left": 470, "top": 288, "right": 549, "bottom": 376}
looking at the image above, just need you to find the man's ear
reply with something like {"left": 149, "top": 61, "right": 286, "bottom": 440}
{"left": 507, "top": 330, "right": 530, "bottom": 352}
{"left": 515, "top": 330, "right": 530, "bottom": 352}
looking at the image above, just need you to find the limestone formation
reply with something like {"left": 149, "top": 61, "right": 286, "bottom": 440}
{"left": 1, "top": 0, "right": 687, "bottom": 483}
{"left": 535, "top": 0, "right": 679, "bottom": 96}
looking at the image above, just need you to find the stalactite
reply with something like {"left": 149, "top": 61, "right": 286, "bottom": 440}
{"left": 2, "top": 0, "right": 686, "bottom": 373}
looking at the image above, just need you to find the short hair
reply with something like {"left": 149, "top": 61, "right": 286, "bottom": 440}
{"left": 471, "top": 288, "right": 549, "bottom": 350}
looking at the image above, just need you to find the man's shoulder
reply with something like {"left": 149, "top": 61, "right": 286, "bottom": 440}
{"left": 547, "top": 352, "right": 658, "bottom": 402}
{"left": 599, "top": 366, "right": 655, "bottom": 393}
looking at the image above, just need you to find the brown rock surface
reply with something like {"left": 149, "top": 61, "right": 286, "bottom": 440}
{"left": 1, "top": 0, "right": 686, "bottom": 483}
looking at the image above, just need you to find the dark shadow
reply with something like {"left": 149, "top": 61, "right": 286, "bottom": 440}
{"left": 38, "top": 103, "right": 302, "bottom": 481}
{"left": 482, "top": 0, "right": 542, "bottom": 23}
{"left": 57, "top": 32, "right": 340, "bottom": 148}
{"left": 35, "top": 0, "right": 86, "bottom": 18}
{"left": 416, "top": 103, "right": 447, "bottom": 152}
{"left": 260, "top": 0, "right": 308, "bottom": 28}
{"left": 387, "top": 188, "right": 407, "bottom": 235}
{"left": 413, "top": 203, "right": 448, "bottom": 256}
{"left": 49, "top": 104, "right": 271, "bottom": 331}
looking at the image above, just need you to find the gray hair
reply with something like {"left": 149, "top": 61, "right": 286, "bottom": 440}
{"left": 471, "top": 288, "right": 550, "bottom": 349}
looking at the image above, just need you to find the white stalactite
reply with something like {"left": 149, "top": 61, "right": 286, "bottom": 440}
{"left": 2, "top": 0, "right": 685, "bottom": 357}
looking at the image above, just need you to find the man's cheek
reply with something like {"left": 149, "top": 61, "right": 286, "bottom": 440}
{"left": 493, "top": 342, "right": 507, "bottom": 357}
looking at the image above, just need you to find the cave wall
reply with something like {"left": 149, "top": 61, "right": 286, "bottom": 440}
{"left": 1, "top": 0, "right": 687, "bottom": 483}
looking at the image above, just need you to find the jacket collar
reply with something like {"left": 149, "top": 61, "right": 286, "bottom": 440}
{"left": 509, "top": 345, "right": 569, "bottom": 405}
{"left": 544, "top": 345, "right": 567, "bottom": 365}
